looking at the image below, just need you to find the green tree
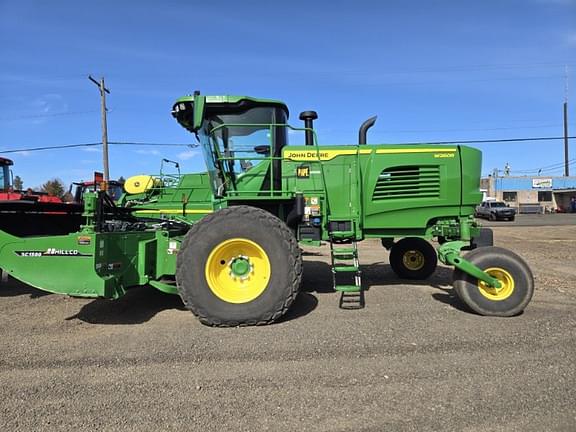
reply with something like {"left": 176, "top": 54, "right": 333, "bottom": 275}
{"left": 13, "top": 175, "right": 23, "bottom": 190}
{"left": 41, "top": 178, "right": 66, "bottom": 198}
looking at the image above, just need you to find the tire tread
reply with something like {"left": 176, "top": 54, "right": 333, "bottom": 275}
{"left": 176, "top": 206, "right": 302, "bottom": 327}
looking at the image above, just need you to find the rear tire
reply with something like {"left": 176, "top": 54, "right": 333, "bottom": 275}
{"left": 489, "top": 213, "right": 496, "bottom": 221}
{"left": 389, "top": 237, "right": 438, "bottom": 280}
{"left": 176, "top": 206, "right": 302, "bottom": 327}
{"left": 453, "top": 246, "right": 533, "bottom": 316}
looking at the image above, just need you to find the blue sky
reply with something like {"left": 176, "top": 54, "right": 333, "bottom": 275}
{"left": 1, "top": 0, "right": 575, "bottom": 189}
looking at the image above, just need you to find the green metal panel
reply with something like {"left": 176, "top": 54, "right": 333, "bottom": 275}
{"left": 124, "top": 172, "right": 214, "bottom": 223}
{"left": 458, "top": 146, "right": 483, "bottom": 209}
{"left": 359, "top": 146, "right": 462, "bottom": 230}
{"left": 0, "top": 230, "right": 109, "bottom": 297}
{"left": 193, "top": 95, "right": 205, "bottom": 130}
{"left": 233, "top": 160, "right": 272, "bottom": 195}
{"left": 281, "top": 144, "right": 472, "bottom": 239}
{"left": 0, "top": 228, "right": 174, "bottom": 299}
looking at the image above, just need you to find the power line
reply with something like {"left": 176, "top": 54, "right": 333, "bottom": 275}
{"left": 524, "top": 160, "right": 576, "bottom": 176}
{"left": 513, "top": 159, "right": 576, "bottom": 175}
{"left": 381, "top": 124, "right": 574, "bottom": 134}
{"left": 0, "top": 142, "right": 197, "bottom": 154}
{"left": 1, "top": 135, "right": 574, "bottom": 155}
{"left": 514, "top": 158, "right": 576, "bottom": 173}
{"left": 395, "top": 136, "right": 575, "bottom": 145}
{"left": 110, "top": 141, "right": 199, "bottom": 147}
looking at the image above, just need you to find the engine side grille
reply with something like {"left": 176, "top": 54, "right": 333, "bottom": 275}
{"left": 372, "top": 166, "right": 440, "bottom": 201}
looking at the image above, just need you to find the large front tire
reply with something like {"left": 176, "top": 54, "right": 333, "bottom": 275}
{"left": 389, "top": 237, "right": 438, "bottom": 280}
{"left": 453, "top": 246, "right": 534, "bottom": 316}
{"left": 176, "top": 206, "right": 302, "bottom": 327}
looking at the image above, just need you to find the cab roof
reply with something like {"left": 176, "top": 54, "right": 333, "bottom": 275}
{"left": 174, "top": 94, "right": 288, "bottom": 112}
{"left": 172, "top": 94, "right": 289, "bottom": 134}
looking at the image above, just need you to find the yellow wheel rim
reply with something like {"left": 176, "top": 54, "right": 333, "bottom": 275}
{"left": 478, "top": 267, "right": 515, "bottom": 301}
{"left": 205, "top": 238, "right": 271, "bottom": 304}
{"left": 402, "top": 250, "right": 425, "bottom": 271}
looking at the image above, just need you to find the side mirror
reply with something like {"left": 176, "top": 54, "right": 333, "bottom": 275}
{"left": 254, "top": 145, "right": 270, "bottom": 155}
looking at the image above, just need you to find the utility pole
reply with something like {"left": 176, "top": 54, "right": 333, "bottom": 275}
{"left": 563, "top": 66, "right": 569, "bottom": 177}
{"left": 492, "top": 168, "right": 499, "bottom": 198}
{"left": 88, "top": 75, "right": 111, "bottom": 182}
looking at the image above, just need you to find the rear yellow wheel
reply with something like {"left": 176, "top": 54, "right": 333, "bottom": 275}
{"left": 205, "top": 238, "right": 271, "bottom": 304}
{"left": 389, "top": 238, "right": 437, "bottom": 280}
{"left": 478, "top": 267, "right": 514, "bottom": 301}
{"left": 453, "top": 246, "right": 533, "bottom": 316}
{"left": 402, "top": 250, "right": 425, "bottom": 271}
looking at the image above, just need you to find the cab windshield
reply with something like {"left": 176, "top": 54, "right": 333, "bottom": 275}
{"left": 198, "top": 106, "right": 287, "bottom": 195}
{"left": 0, "top": 165, "right": 9, "bottom": 190}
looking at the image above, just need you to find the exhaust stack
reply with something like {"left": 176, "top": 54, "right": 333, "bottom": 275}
{"left": 359, "top": 116, "right": 377, "bottom": 145}
{"left": 299, "top": 111, "right": 318, "bottom": 146}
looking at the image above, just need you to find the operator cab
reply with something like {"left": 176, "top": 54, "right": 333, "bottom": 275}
{"left": 0, "top": 157, "right": 13, "bottom": 191}
{"left": 172, "top": 94, "right": 289, "bottom": 197}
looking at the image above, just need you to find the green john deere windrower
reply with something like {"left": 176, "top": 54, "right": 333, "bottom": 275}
{"left": 0, "top": 92, "right": 534, "bottom": 326}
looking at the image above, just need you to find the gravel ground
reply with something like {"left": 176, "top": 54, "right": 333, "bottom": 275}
{"left": 1, "top": 224, "right": 575, "bottom": 431}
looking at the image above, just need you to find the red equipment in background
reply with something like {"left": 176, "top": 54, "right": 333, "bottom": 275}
{"left": 0, "top": 157, "right": 63, "bottom": 203}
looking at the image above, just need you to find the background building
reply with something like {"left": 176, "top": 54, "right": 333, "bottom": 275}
{"left": 483, "top": 175, "right": 576, "bottom": 213}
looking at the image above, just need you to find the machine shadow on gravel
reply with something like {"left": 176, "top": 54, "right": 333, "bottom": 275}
{"left": 363, "top": 263, "right": 476, "bottom": 313}
{"left": 302, "top": 260, "right": 338, "bottom": 293}
{"left": 66, "top": 285, "right": 187, "bottom": 325}
{"left": 277, "top": 292, "right": 319, "bottom": 323}
{"left": 303, "top": 259, "right": 474, "bottom": 314}
{"left": 0, "top": 277, "right": 50, "bottom": 298}
{"left": 66, "top": 285, "right": 318, "bottom": 326}
{"left": 430, "top": 288, "right": 477, "bottom": 314}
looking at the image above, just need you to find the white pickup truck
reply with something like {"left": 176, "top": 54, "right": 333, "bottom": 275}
{"left": 475, "top": 201, "right": 516, "bottom": 221}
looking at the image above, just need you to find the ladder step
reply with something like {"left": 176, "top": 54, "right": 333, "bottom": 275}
{"left": 333, "top": 255, "right": 356, "bottom": 261}
{"left": 330, "top": 231, "right": 355, "bottom": 239}
{"left": 333, "top": 265, "right": 359, "bottom": 273}
{"left": 335, "top": 284, "right": 362, "bottom": 293}
{"left": 332, "top": 247, "right": 357, "bottom": 256}
{"left": 328, "top": 232, "right": 364, "bottom": 309}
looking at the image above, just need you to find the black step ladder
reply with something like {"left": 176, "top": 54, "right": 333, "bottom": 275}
{"left": 329, "top": 229, "right": 364, "bottom": 309}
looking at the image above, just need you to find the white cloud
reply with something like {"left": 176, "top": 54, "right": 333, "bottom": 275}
{"left": 135, "top": 149, "right": 161, "bottom": 156}
{"left": 82, "top": 147, "right": 102, "bottom": 153}
{"left": 177, "top": 150, "right": 199, "bottom": 160}
{"left": 30, "top": 93, "right": 68, "bottom": 115}
{"left": 14, "top": 151, "right": 31, "bottom": 156}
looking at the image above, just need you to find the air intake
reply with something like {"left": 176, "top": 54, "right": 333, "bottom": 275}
{"left": 372, "top": 166, "right": 440, "bottom": 201}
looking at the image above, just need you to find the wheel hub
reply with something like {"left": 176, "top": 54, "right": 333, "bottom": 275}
{"left": 403, "top": 250, "right": 425, "bottom": 271}
{"left": 229, "top": 255, "right": 254, "bottom": 280}
{"left": 478, "top": 267, "right": 515, "bottom": 301}
{"left": 205, "top": 238, "right": 271, "bottom": 304}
